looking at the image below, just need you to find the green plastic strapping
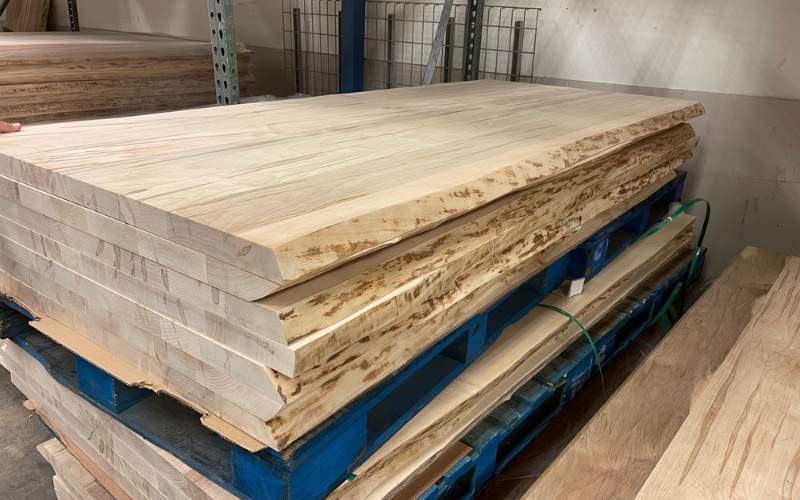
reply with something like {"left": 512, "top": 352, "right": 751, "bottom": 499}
{"left": 537, "top": 304, "right": 606, "bottom": 401}
{"left": 638, "top": 198, "right": 711, "bottom": 331}
{"left": 347, "top": 474, "right": 357, "bottom": 482}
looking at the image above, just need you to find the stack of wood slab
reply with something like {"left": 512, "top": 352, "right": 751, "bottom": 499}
{"left": 0, "top": 32, "right": 254, "bottom": 124}
{"left": 0, "top": 81, "right": 704, "bottom": 459}
{"left": 3, "top": 220, "right": 694, "bottom": 500}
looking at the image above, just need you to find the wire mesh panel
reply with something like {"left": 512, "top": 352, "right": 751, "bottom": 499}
{"left": 283, "top": 0, "right": 342, "bottom": 96}
{"left": 283, "top": 0, "right": 540, "bottom": 94}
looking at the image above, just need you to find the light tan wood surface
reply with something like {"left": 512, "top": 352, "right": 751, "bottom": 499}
{"left": 328, "top": 214, "right": 694, "bottom": 500}
{"left": 521, "top": 246, "right": 787, "bottom": 500}
{"left": 0, "top": 81, "right": 703, "bottom": 292}
{"left": 0, "top": 81, "right": 704, "bottom": 451}
{"left": 0, "top": 125, "right": 694, "bottom": 378}
{"left": 633, "top": 255, "right": 800, "bottom": 500}
{"left": 0, "top": 168, "right": 686, "bottom": 451}
{"left": 38, "top": 439, "right": 115, "bottom": 500}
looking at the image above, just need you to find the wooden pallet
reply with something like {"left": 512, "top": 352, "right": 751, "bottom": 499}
{"left": 417, "top": 249, "right": 705, "bottom": 500}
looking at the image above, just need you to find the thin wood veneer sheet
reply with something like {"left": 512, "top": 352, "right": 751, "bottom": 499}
{"left": 1, "top": 339, "right": 237, "bottom": 500}
{"left": 328, "top": 214, "right": 695, "bottom": 500}
{"left": 633, "top": 256, "right": 800, "bottom": 500}
{"left": 0, "top": 80, "right": 704, "bottom": 296}
{"left": 520, "top": 246, "right": 787, "bottom": 500}
{"left": 0, "top": 124, "right": 697, "bottom": 380}
{"left": 0, "top": 170, "right": 684, "bottom": 451}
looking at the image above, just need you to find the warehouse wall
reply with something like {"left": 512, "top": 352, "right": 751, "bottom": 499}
{"left": 521, "top": 0, "right": 800, "bottom": 279}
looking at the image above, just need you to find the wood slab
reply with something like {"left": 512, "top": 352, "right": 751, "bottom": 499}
{"left": 0, "top": 32, "right": 254, "bottom": 124}
{"left": 2, "top": 338, "right": 238, "bottom": 500}
{"left": 521, "top": 246, "right": 787, "bottom": 500}
{"left": 0, "top": 81, "right": 704, "bottom": 293}
{"left": 633, "top": 254, "right": 800, "bottom": 499}
{"left": 38, "top": 439, "right": 115, "bottom": 500}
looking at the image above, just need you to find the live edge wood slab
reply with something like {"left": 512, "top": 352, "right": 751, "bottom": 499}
{"left": 0, "top": 80, "right": 703, "bottom": 295}
{"left": 0, "top": 81, "right": 704, "bottom": 451}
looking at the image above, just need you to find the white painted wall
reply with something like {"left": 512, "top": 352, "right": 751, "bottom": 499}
{"left": 527, "top": 0, "right": 800, "bottom": 100}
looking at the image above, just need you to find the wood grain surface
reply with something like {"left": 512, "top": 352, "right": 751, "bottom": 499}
{"left": 633, "top": 254, "right": 800, "bottom": 500}
{"left": 0, "top": 81, "right": 704, "bottom": 292}
{"left": 328, "top": 215, "right": 694, "bottom": 500}
{"left": 3, "top": 0, "right": 49, "bottom": 32}
{"left": 520, "top": 246, "right": 787, "bottom": 500}
{"left": 2, "top": 338, "right": 238, "bottom": 500}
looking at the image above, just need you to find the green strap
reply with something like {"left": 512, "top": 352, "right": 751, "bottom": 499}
{"left": 537, "top": 304, "right": 606, "bottom": 401}
{"left": 637, "top": 198, "right": 711, "bottom": 330}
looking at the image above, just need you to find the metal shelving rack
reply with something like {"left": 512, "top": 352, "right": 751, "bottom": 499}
{"left": 283, "top": 0, "right": 540, "bottom": 96}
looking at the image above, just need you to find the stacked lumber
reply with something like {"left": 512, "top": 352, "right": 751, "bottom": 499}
{"left": 3, "top": 212, "right": 694, "bottom": 500}
{"left": 0, "top": 80, "right": 704, "bottom": 454}
{"left": 520, "top": 247, "right": 797, "bottom": 500}
{"left": 2, "top": 0, "right": 50, "bottom": 32}
{"left": 0, "top": 32, "right": 254, "bottom": 124}
{"left": 38, "top": 439, "right": 115, "bottom": 500}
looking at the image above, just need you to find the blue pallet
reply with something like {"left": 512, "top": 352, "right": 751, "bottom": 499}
{"left": 417, "top": 247, "right": 706, "bottom": 500}
{"left": 2, "top": 173, "right": 687, "bottom": 500}
{"left": 566, "top": 171, "right": 685, "bottom": 280}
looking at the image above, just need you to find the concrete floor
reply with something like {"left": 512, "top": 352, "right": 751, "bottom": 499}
{"left": 0, "top": 366, "right": 57, "bottom": 500}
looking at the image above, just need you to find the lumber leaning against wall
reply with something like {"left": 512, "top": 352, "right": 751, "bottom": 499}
{"left": 633, "top": 254, "right": 800, "bottom": 499}
{"left": 3, "top": 0, "right": 50, "bottom": 32}
{"left": 521, "top": 246, "right": 787, "bottom": 500}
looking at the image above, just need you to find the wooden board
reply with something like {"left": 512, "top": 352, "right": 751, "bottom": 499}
{"left": 520, "top": 246, "right": 787, "bottom": 500}
{"left": 0, "top": 81, "right": 704, "bottom": 294}
{"left": 0, "top": 126, "right": 696, "bottom": 378}
{"left": 38, "top": 439, "right": 116, "bottom": 500}
{"left": 3, "top": 0, "right": 50, "bottom": 32}
{"left": 632, "top": 255, "right": 800, "bottom": 500}
{"left": 328, "top": 214, "right": 695, "bottom": 500}
{"left": 0, "top": 166, "right": 688, "bottom": 451}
